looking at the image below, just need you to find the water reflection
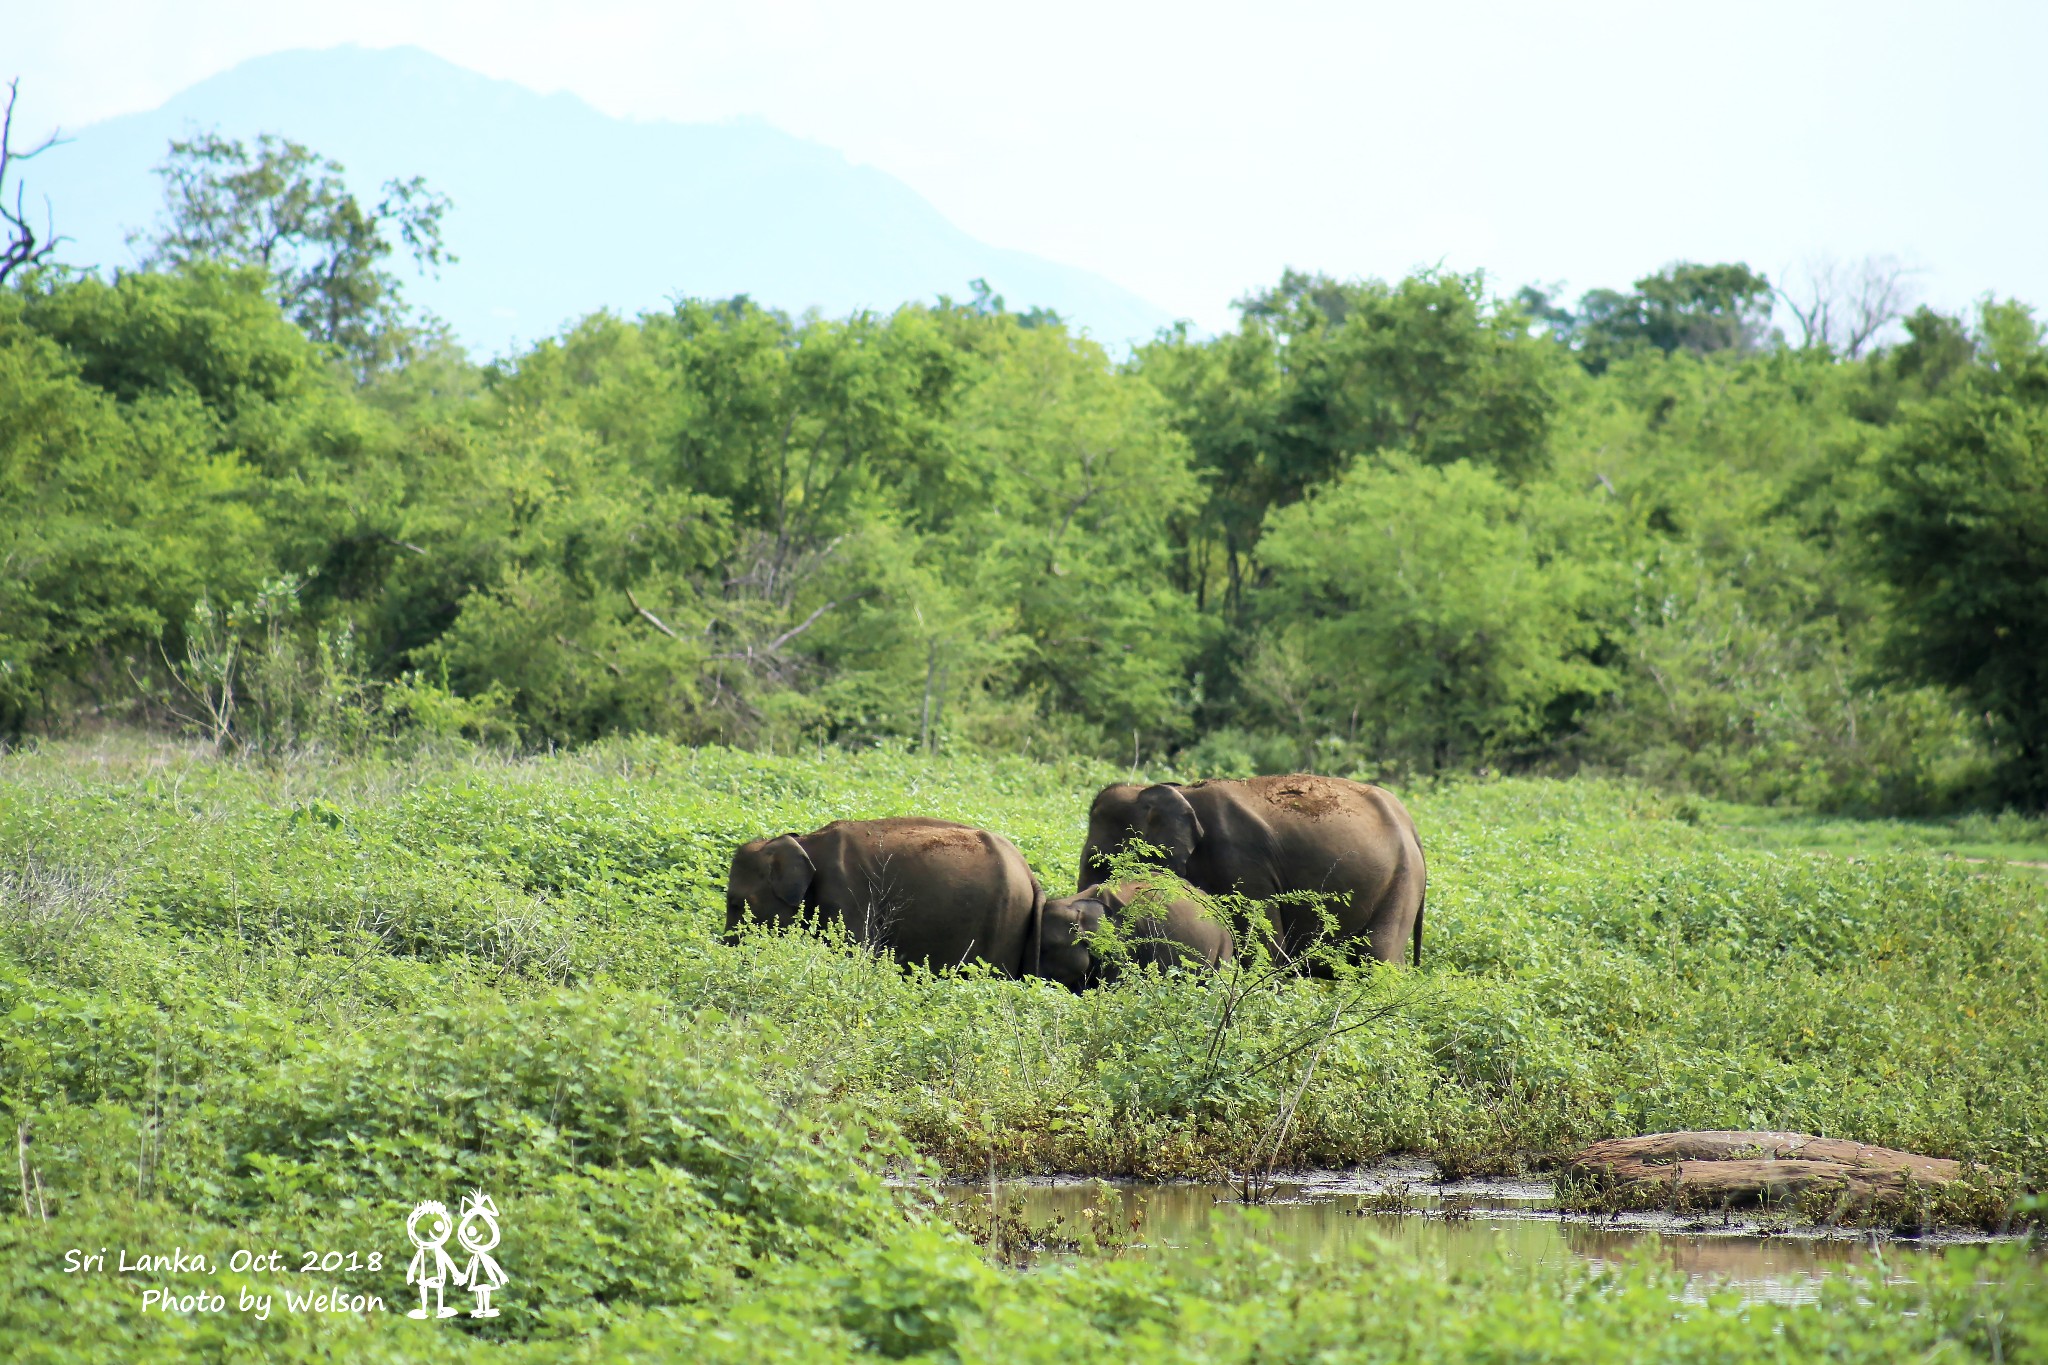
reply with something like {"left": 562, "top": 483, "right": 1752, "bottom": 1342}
{"left": 938, "top": 1180, "right": 1930, "bottom": 1305}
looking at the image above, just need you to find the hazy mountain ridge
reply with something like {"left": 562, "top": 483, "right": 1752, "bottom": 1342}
{"left": 24, "top": 45, "right": 1176, "bottom": 353}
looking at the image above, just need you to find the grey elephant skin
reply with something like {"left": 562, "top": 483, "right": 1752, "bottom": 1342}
{"left": 726, "top": 817, "right": 1044, "bottom": 975}
{"left": 1034, "top": 879, "right": 1235, "bottom": 991}
{"left": 1080, "top": 774, "right": 1425, "bottom": 967}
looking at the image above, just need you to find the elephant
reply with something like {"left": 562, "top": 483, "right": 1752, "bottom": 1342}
{"left": 1078, "top": 774, "right": 1425, "bottom": 967}
{"left": 725, "top": 817, "right": 1043, "bottom": 975}
{"left": 1032, "top": 879, "right": 1236, "bottom": 991}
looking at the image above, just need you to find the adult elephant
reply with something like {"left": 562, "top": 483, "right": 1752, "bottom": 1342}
{"left": 1033, "top": 879, "right": 1235, "bottom": 991}
{"left": 725, "top": 817, "right": 1043, "bottom": 975}
{"left": 1078, "top": 774, "right": 1425, "bottom": 967}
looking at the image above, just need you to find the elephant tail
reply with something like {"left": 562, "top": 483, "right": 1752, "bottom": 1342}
{"left": 1408, "top": 829, "right": 1427, "bottom": 969}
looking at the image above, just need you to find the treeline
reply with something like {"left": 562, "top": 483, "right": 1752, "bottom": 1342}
{"left": 2, "top": 129, "right": 2045, "bottom": 810}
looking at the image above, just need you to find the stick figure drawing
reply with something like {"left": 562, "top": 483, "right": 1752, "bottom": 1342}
{"left": 457, "top": 1190, "right": 508, "bottom": 1317}
{"left": 405, "top": 1199, "right": 463, "bottom": 1319}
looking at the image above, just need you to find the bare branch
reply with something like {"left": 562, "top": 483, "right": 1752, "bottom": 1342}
{"left": 1055, "top": 485, "right": 1099, "bottom": 536}
{"left": 1772, "top": 256, "right": 1835, "bottom": 352}
{"left": 759, "top": 595, "right": 849, "bottom": 653}
{"left": 707, "top": 592, "right": 865, "bottom": 661}
{"left": 1840, "top": 257, "right": 1916, "bottom": 359}
{"left": 1774, "top": 254, "right": 1917, "bottom": 357}
{"left": 0, "top": 78, "right": 69, "bottom": 284}
{"left": 624, "top": 587, "right": 684, "bottom": 641}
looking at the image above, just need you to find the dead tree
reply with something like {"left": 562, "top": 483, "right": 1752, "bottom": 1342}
{"left": 0, "top": 79, "right": 65, "bottom": 285}
{"left": 1776, "top": 255, "right": 1917, "bottom": 358}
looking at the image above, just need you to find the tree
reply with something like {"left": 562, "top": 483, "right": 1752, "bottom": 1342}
{"left": 1775, "top": 255, "right": 1916, "bottom": 358}
{"left": 1888, "top": 306, "right": 1976, "bottom": 396}
{"left": 456, "top": 299, "right": 969, "bottom": 745}
{"left": 22, "top": 264, "right": 322, "bottom": 421}
{"left": 1132, "top": 318, "right": 1287, "bottom": 613}
{"left": 136, "top": 132, "right": 453, "bottom": 379}
{"left": 0, "top": 79, "right": 64, "bottom": 285}
{"left": 935, "top": 316, "right": 1200, "bottom": 746}
{"left": 1845, "top": 305, "right": 1977, "bottom": 426}
{"left": 1137, "top": 269, "right": 1566, "bottom": 616}
{"left": 1569, "top": 262, "right": 1776, "bottom": 372}
{"left": 411, "top": 416, "right": 732, "bottom": 746}
{"left": 1514, "top": 283, "right": 1578, "bottom": 344}
{"left": 1867, "top": 301, "right": 2048, "bottom": 804}
{"left": 957, "top": 276, "right": 1063, "bottom": 329}
{"left": 1256, "top": 456, "right": 1616, "bottom": 771}
{"left": 0, "top": 280, "right": 288, "bottom": 735}
{"left": 1232, "top": 269, "right": 1562, "bottom": 485}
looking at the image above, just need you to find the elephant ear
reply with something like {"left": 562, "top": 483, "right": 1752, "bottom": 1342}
{"left": 1134, "top": 785, "right": 1204, "bottom": 855}
{"left": 760, "top": 834, "right": 816, "bottom": 908}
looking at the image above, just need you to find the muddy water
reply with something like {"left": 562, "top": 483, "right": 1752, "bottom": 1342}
{"left": 938, "top": 1168, "right": 2023, "bottom": 1305}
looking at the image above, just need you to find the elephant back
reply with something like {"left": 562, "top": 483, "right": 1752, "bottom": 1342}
{"left": 1179, "top": 774, "right": 1424, "bottom": 965}
{"left": 804, "top": 817, "right": 1041, "bottom": 975}
{"left": 1189, "top": 773, "right": 1388, "bottom": 826}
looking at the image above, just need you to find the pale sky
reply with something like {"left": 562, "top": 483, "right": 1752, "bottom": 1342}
{"left": 10, "top": 0, "right": 2047, "bottom": 333}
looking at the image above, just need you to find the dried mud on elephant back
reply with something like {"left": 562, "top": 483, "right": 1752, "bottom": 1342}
{"left": 1250, "top": 775, "right": 1345, "bottom": 821}
{"left": 1557, "top": 1130, "right": 2027, "bottom": 1231}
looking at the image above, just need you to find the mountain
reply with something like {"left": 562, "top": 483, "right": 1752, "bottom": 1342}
{"left": 22, "top": 46, "right": 1176, "bottom": 354}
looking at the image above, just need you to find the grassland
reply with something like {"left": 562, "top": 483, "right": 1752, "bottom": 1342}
{"left": 1, "top": 736, "right": 2043, "bottom": 1361}
{"left": 1704, "top": 800, "right": 2048, "bottom": 870}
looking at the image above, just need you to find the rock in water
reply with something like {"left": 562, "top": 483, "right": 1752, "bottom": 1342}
{"left": 1565, "top": 1130, "right": 1964, "bottom": 1208}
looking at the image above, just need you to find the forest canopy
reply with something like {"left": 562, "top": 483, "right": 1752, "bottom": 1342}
{"left": 3, "top": 123, "right": 2045, "bottom": 811}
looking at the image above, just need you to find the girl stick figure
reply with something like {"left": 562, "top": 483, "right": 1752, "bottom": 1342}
{"left": 405, "top": 1200, "right": 463, "bottom": 1319}
{"left": 457, "top": 1190, "right": 508, "bottom": 1318}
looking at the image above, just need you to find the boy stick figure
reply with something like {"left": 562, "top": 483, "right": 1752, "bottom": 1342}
{"left": 405, "top": 1199, "right": 463, "bottom": 1319}
{"left": 457, "top": 1189, "right": 508, "bottom": 1318}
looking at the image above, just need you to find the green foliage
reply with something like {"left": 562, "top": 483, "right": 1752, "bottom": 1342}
{"left": 3, "top": 193, "right": 2043, "bottom": 809}
{"left": 18, "top": 263, "right": 321, "bottom": 418}
{"left": 1575, "top": 560, "right": 1990, "bottom": 809}
{"left": 1537, "top": 341, "right": 1996, "bottom": 809}
{"left": 411, "top": 301, "right": 1202, "bottom": 751}
{"left": 1550, "top": 261, "right": 1778, "bottom": 372}
{"left": 831, "top": 1225, "right": 995, "bottom": 1358}
{"left": 1233, "top": 268, "right": 1566, "bottom": 484}
{"left": 137, "top": 131, "right": 454, "bottom": 379}
{"left": 0, "top": 275, "right": 313, "bottom": 735}
{"left": 1256, "top": 457, "right": 1619, "bottom": 771}
{"left": 2, "top": 741, "right": 2046, "bottom": 1360}
{"left": 933, "top": 319, "right": 1200, "bottom": 744}
{"left": 1138, "top": 269, "right": 1567, "bottom": 624}
{"left": 1868, "top": 301, "right": 2048, "bottom": 803}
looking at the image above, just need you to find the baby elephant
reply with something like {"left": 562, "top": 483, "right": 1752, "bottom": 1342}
{"left": 726, "top": 817, "right": 1043, "bottom": 976}
{"left": 1033, "top": 879, "right": 1235, "bottom": 991}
